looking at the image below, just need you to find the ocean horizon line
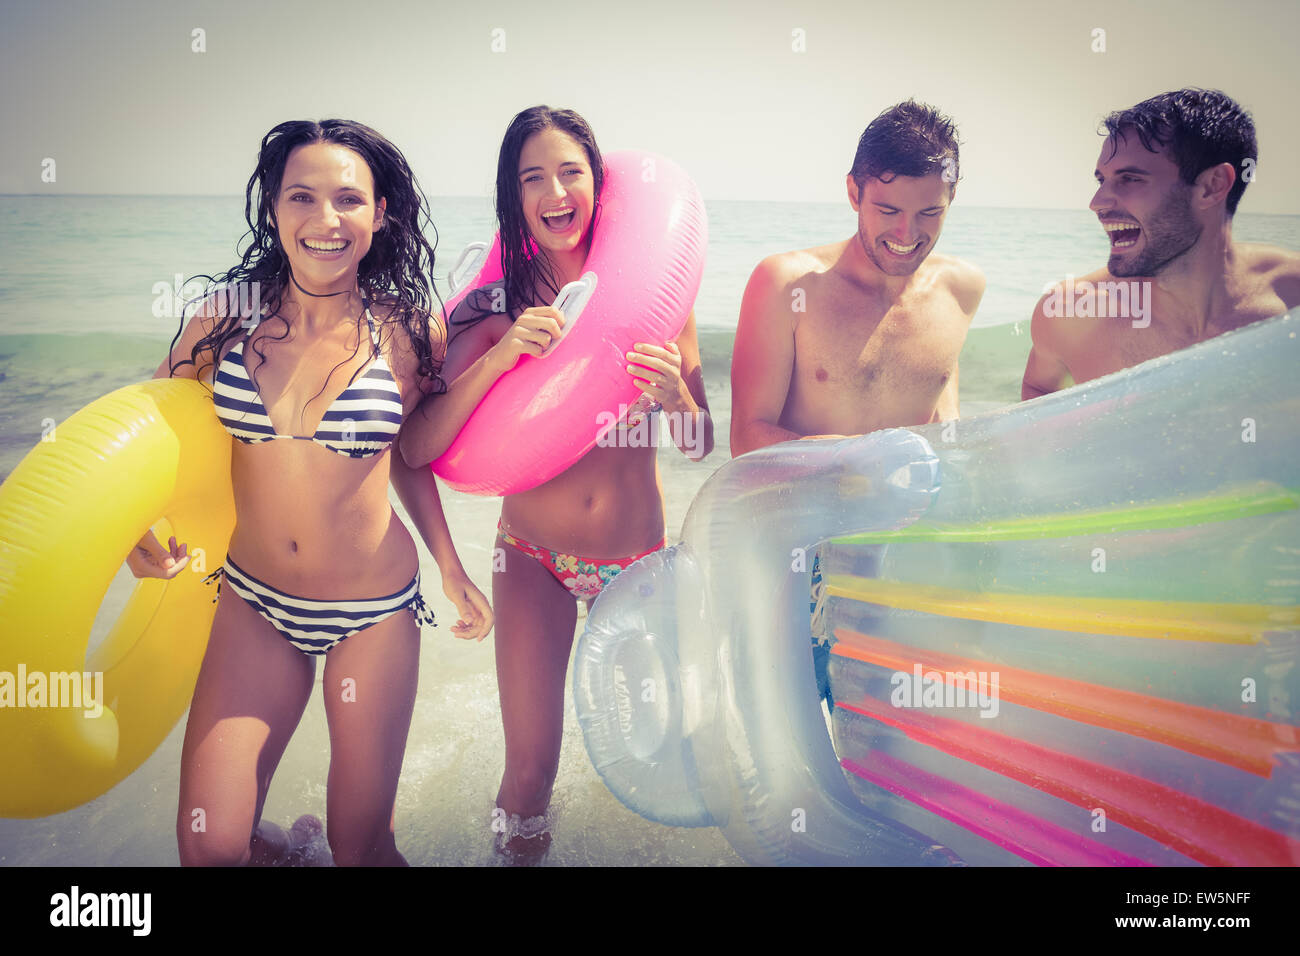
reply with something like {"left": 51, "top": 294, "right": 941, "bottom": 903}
{"left": 6, "top": 193, "right": 1297, "bottom": 217}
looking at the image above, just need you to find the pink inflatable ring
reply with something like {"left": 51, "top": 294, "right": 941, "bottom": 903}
{"left": 432, "top": 150, "right": 708, "bottom": 496}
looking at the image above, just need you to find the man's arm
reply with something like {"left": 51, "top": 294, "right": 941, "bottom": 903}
{"left": 1022, "top": 293, "right": 1073, "bottom": 400}
{"left": 730, "top": 255, "right": 803, "bottom": 457}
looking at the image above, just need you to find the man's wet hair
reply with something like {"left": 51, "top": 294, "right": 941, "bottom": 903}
{"left": 1100, "top": 89, "right": 1257, "bottom": 216}
{"left": 849, "top": 100, "right": 960, "bottom": 191}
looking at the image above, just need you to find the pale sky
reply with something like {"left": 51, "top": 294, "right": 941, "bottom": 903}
{"left": 2, "top": 0, "right": 1297, "bottom": 212}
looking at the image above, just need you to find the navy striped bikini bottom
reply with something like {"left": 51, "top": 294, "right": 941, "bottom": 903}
{"left": 204, "top": 556, "right": 435, "bottom": 654}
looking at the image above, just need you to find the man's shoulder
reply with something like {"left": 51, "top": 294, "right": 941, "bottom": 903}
{"left": 1235, "top": 241, "right": 1300, "bottom": 271}
{"left": 1043, "top": 264, "right": 1115, "bottom": 290}
{"left": 1236, "top": 242, "right": 1300, "bottom": 307}
{"left": 1237, "top": 240, "right": 1300, "bottom": 278}
{"left": 1030, "top": 266, "right": 1113, "bottom": 347}
{"left": 925, "top": 253, "right": 986, "bottom": 309}
{"left": 926, "top": 251, "right": 984, "bottom": 282}
{"left": 739, "top": 245, "right": 846, "bottom": 329}
{"left": 751, "top": 243, "right": 843, "bottom": 285}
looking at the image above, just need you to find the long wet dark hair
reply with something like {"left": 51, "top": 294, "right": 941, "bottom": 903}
{"left": 453, "top": 105, "right": 604, "bottom": 331}
{"left": 172, "top": 119, "right": 445, "bottom": 396}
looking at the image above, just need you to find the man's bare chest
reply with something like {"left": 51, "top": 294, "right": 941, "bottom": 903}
{"left": 793, "top": 300, "right": 964, "bottom": 395}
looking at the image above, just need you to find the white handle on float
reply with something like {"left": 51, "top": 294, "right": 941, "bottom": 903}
{"left": 541, "top": 271, "right": 598, "bottom": 357}
{"left": 448, "top": 241, "right": 489, "bottom": 295}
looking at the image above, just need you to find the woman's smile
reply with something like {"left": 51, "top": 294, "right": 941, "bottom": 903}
{"left": 276, "top": 141, "right": 385, "bottom": 292}
{"left": 518, "top": 127, "right": 595, "bottom": 263}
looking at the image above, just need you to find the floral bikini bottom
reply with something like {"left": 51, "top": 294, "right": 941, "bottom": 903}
{"left": 496, "top": 520, "right": 665, "bottom": 601}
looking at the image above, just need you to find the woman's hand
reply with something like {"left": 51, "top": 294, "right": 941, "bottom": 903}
{"left": 626, "top": 342, "right": 694, "bottom": 414}
{"left": 485, "top": 307, "right": 565, "bottom": 375}
{"left": 126, "top": 532, "right": 189, "bottom": 579}
{"left": 442, "top": 572, "right": 494, "bottom": 642}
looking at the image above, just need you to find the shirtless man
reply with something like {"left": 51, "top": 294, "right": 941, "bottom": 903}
{"left": 730, "top": 100, "right": 984, "bottom": 706}
{"left": 1023, "top": 88, "right": 1300, "bottom": 399}
{"left": 731, "top": 99, "right": 985, "bottom": 457}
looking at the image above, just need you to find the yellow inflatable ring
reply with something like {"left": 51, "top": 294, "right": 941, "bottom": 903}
{"left": 0, "top": 378, "right": 234, "bottom": 817}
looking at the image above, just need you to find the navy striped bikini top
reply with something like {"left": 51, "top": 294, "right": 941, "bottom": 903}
{"left": 212, "top": 304, "right": 403, "bottom": 458}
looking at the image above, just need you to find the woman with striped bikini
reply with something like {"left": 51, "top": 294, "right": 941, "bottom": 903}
{"left": 128, "top": 119, "right": 491, "bottom": 866}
